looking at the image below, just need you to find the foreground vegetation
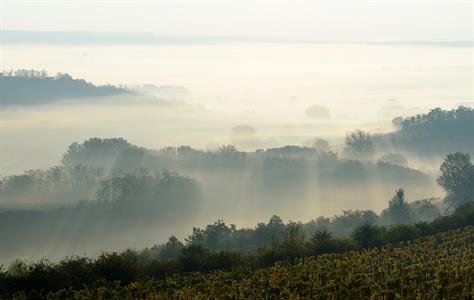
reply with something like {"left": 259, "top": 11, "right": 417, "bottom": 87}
{"left": 1, "top": 203, "right": 473, "bottom": 299}
{"left": 8, "top": 224, "right": 474, "bottom": 299}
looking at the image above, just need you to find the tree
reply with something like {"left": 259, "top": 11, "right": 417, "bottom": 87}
{"left": 381, "top": 189, "right": 412, "bottom": 225}
{"left": 390, "top": 106, "right": 474, "bottom": 155}
{"left": 392, "top": 116, "right": 403, "bottom": 130}
{"left": 283, "top": 222, "right": 305, "bottom": 246}
{"left": 343, "top": 130, "right": 375, "bottom": 159}
{"left": 330, "top": 210, "right": 379, "bottom": 235}
{"left": 352, "top": 224, "right": 387, "bottom": 248}
{"left": 312, "top": 138, "right": 330, "bottom": 153}
{"left": 304, "top": 216, "right": 331, "bottom": 236}
{"left": 279, "top": 222, "right": 306, "bottom": 259}
{"left": 267, "top": 215, "right": 286, "bottom": 242}
{"left": 437, "top": 153, "right": 474, "bottom": 205}
{"left": 204, "top": 220, "right": 234, "bottom": 250}
{"left": 94, "top": 252, "right": 138, "bottom": 284}
{"left": 409, "top": 199, "right": 440, "bottom": 222}
{"left": 62, "top": 138, "right": 133, "bottom": 169}
{"left": 185, "top": 220, "right": 236, "bottom": 250}
{"left": 157, "top": 236, "right": 184, "bottom": 260}
{"left": 177, "top": 245, "right": 208, "bottom": 272}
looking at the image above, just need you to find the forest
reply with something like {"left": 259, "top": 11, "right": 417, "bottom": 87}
{"left": 0, "top": 105, "right": 473, "bottom": 298}
{"left": 0, "top": 70, "right": 129, "bottom": 105}
{"left": 381, "top": 105, "right": 474, "bottom": 156}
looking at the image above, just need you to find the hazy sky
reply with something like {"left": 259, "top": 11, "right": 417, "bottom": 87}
{"left": 2, "top": 0, "right": 473, "bottom": 41}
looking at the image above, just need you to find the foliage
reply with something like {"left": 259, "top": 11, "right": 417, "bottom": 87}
{"left": 343, "top": 129, "right": 375, "bottom": 159}
{"left": 1, "top": 203, "right": 473, "bottom": 298}
{"left": 62, "top": 137, "right": 134, "bottom": 169}
{"left": 352, "top": 223, "right": 388, "bottom": 248}
{"left": 154, "top": 236, "right": 184, "bottom": 260}
{"left": 1, "top": 137, "right": 435, "bottom": 212}
{"left": 0, "top": 164, "right": 105, "bottom": 207}
{"left": 0, "top": 70, "right": 129, "bottom": 106}
{"left": 381, "top": 189, "right": 413, "bottom": 225}
{"left": 42, "top": 226, "right": 474, "bottom": 299}
{"left": 437, "top": 152, "right": 474, "bottom": 205}
{"left": 391, "top": 106, "right": 474, "bottom": 155}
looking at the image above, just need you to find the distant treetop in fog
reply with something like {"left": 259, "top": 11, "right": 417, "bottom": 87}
{"left": 305, "top": 104, "right": 331, "bottom": 120}
{"left": 390, "top": 106, "right": 474, "bottom": 155}
{"left": 0, "top": 69, "right": 51, "bottom": 79}
{"left": 392, "top": 106, "right": 473, "bottom": 131}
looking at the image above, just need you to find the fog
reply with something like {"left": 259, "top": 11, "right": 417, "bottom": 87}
{"left": 0, "top": 41, "right": 472, "bottom": 264}
{"left": 0, "top": 133, "right": 445, "bottom": 264}
{"left": 2, "top": 42, "right": 472, "bottom": 172}
{"left": 3, "top": 43, "right": 472, "bottom": 111}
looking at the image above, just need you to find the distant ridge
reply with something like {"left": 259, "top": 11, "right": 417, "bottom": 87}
{"left": 2, "top": 30, "right": 473, "bottom": 47}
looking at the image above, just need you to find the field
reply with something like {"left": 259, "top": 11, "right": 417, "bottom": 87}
{"left": 46, "top": 226, "right": 474, "bottom": 299}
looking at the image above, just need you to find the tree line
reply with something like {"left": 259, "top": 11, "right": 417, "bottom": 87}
{"left": 0, "top": 70, "right": 129, "bottom": 106}
{"left": 388, "top": 106, "right": 474, "bottom": 155}
{"left": 1, "top": 136, "right": 433, "bottom": 209}
{"left": 1, "top": 202, "right": 473, "bottom": 298}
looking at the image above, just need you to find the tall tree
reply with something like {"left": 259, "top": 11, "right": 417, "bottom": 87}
{"left": 382, "top": 189, "right": 412, "bottom": 225}
{"left": 437, "top": 153, "right": 474, "bottom": 205}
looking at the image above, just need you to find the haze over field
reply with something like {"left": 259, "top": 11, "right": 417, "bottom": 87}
{"left": 1, "top": 41, "right": 473, "bottom": 174}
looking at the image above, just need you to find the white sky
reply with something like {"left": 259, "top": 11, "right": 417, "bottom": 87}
{"left": 1, "top": 0, "right": 473, "bottom": 41}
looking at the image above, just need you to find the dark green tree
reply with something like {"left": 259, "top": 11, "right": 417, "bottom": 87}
{"left": 437, "top": 153, "right": 474, "bottom": 205}
{"left": 352, "top": 224, "right": 387, "bottom": 248}
{"left": 381, "top": 189, "right": 412, "bottom": 225}
{"left": 157, "top": 236, "right": 184, "bottom": 260}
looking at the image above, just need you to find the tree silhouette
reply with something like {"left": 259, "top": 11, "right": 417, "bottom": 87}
{"left": 437, "top": 153, "right": 474, "bottom": 205}
{"left": 382, "top": 189, "right": 412, "bottom": 225}
{"left": 344, "top": 130, "right": 375, "bottom": 159}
